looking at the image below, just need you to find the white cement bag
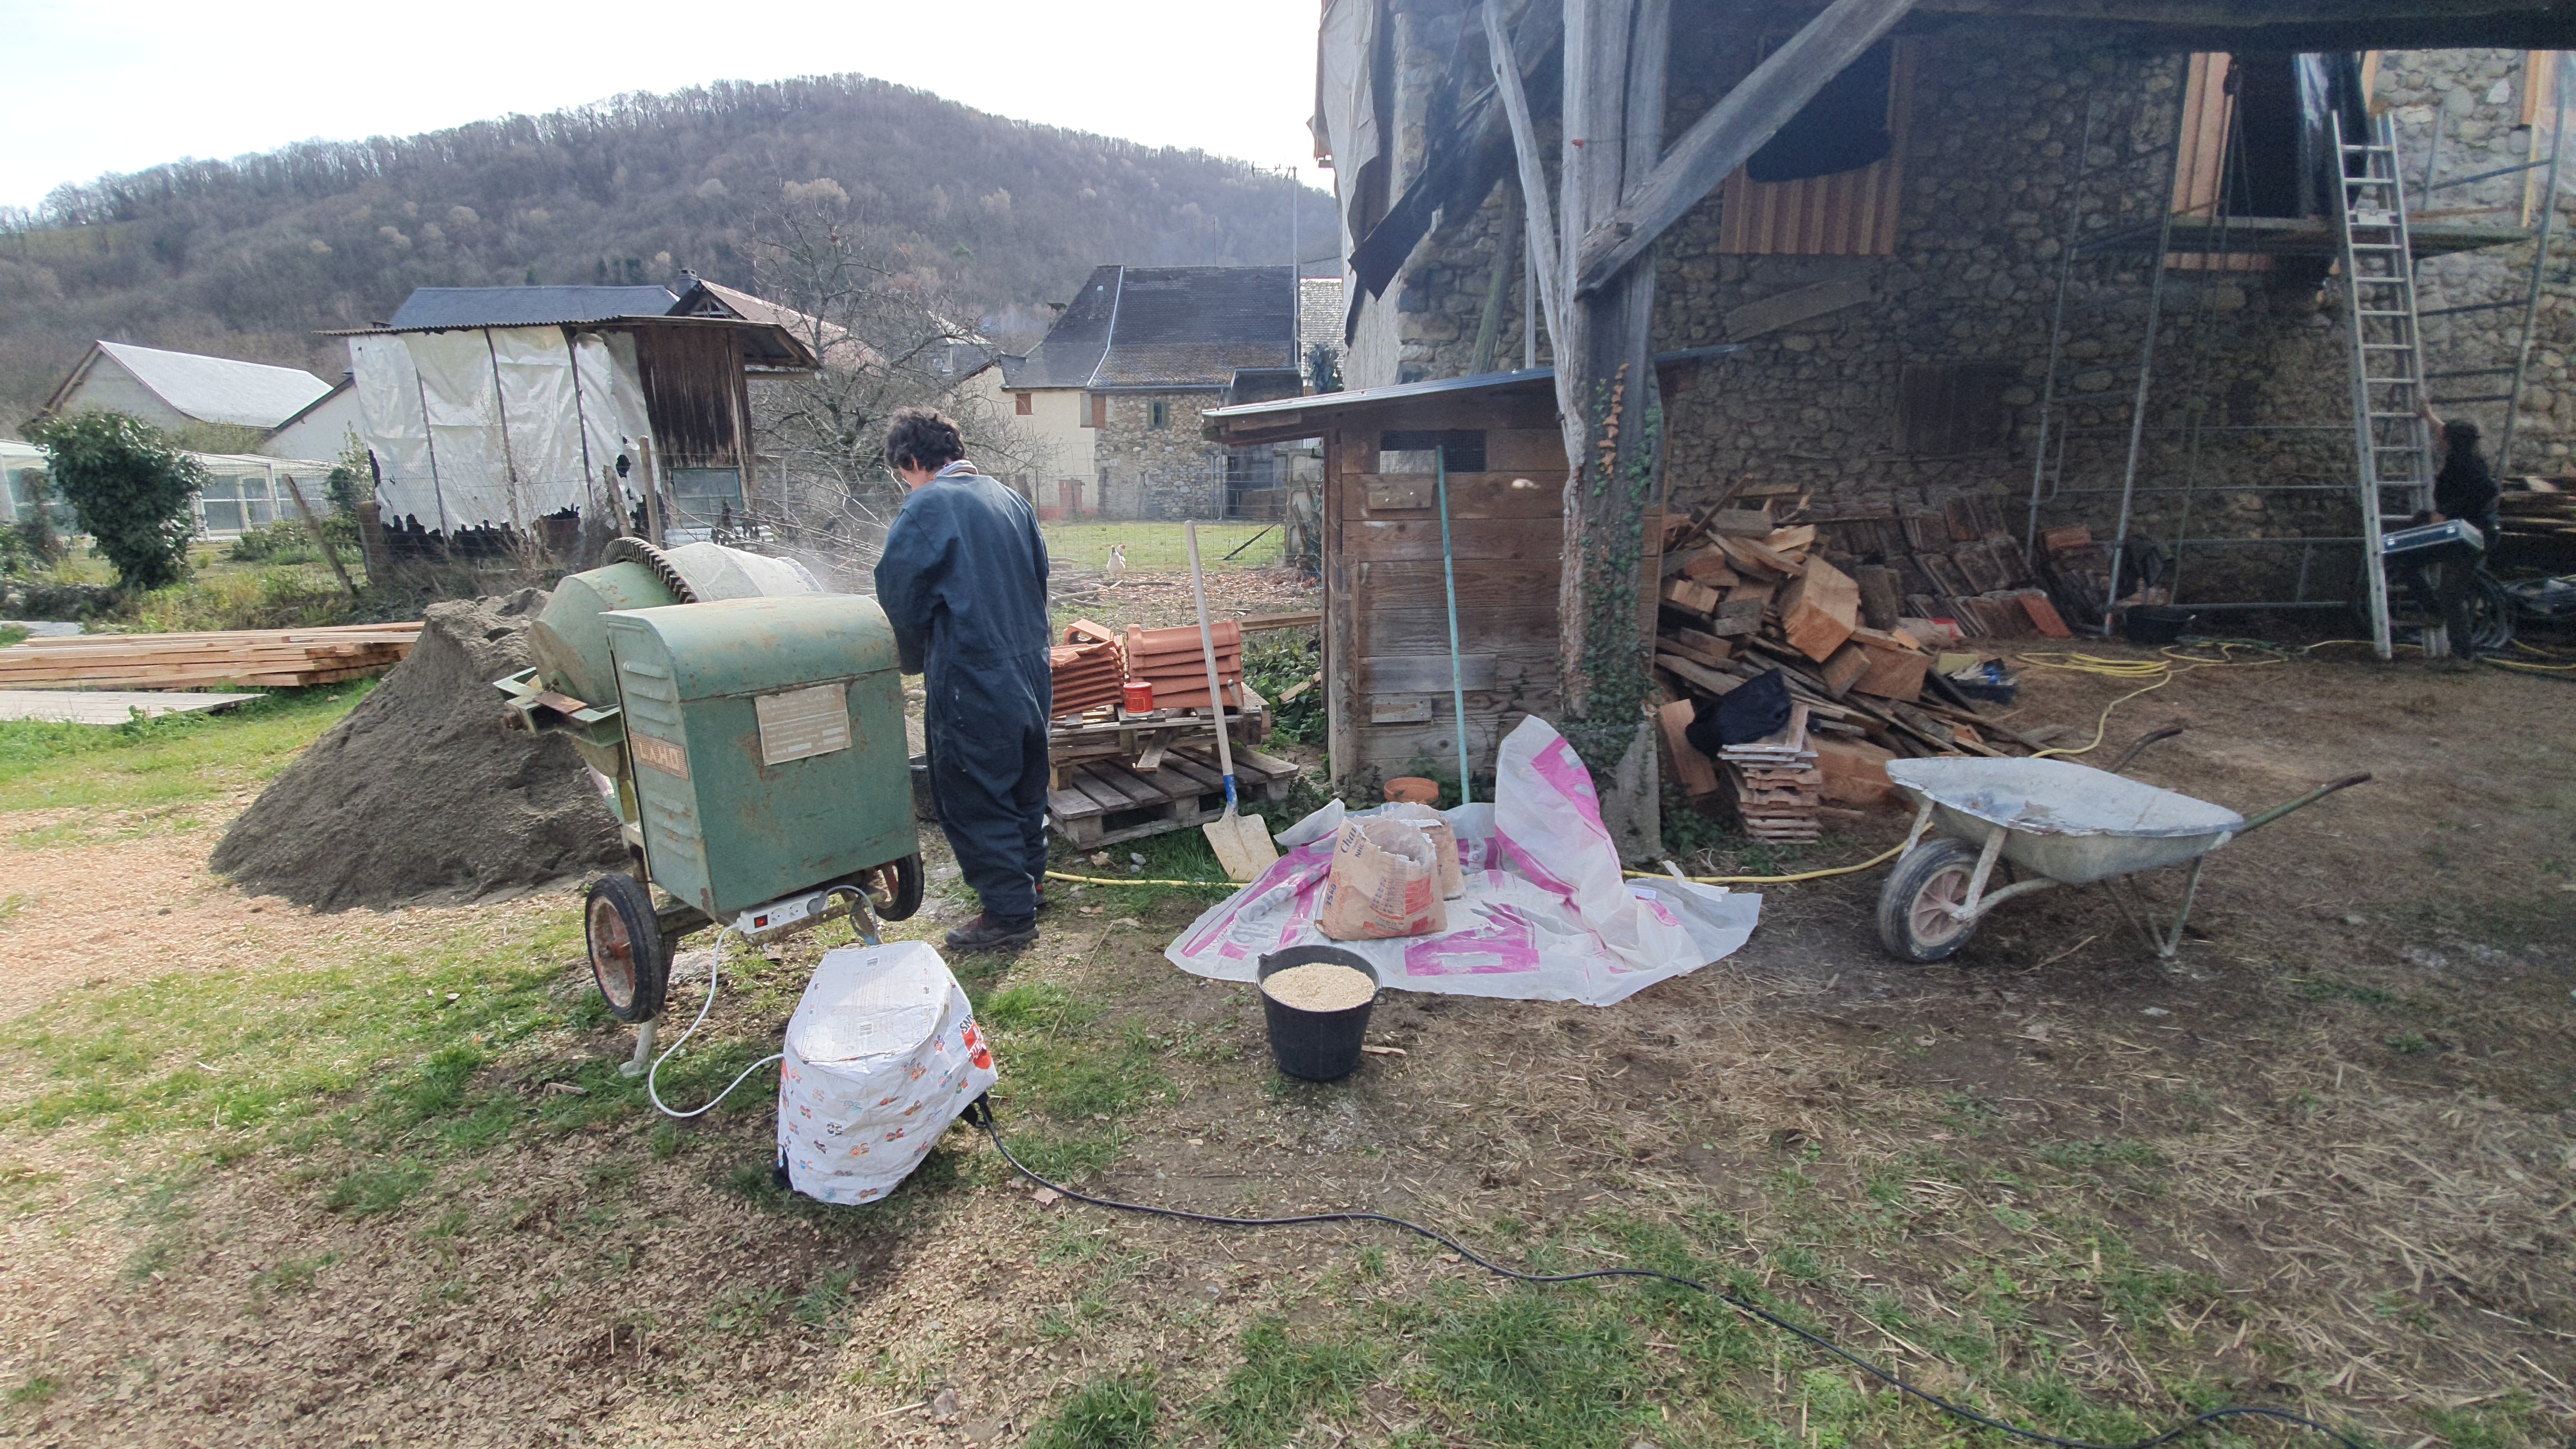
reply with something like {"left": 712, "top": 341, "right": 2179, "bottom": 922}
{"left": 778, "top": 940, "right": 996, "bottom": 1205}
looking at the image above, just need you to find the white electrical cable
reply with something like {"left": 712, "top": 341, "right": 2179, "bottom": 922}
{"left": 645, "top": 926, "right": 783, "bottom": 1119}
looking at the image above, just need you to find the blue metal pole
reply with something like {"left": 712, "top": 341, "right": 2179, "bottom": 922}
{"left": 1435, "top": 449, "right": 1472, "bottom": 807}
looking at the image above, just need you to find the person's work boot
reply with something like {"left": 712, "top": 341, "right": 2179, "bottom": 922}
{"left": 946, "top": 913, "right": 1038, "bottom": 953}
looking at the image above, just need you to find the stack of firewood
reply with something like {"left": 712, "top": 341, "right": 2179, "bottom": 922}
{"left": 1124, "top": 621, "right": 1242, "bottom": 711}
{"left": 1049, "top": 619, "right": 1126, "bottom": 718}
{"left": 1652, "top": 499, "right": 2048, "bottom": 835}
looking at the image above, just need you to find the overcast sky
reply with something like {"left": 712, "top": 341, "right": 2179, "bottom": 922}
{"left": 0, "top": 0, "right": 1326, "bottom": 212}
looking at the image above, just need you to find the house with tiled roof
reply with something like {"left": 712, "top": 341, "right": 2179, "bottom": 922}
{"left": 1003, "top": 265, "right": 1301, "bottom": 519}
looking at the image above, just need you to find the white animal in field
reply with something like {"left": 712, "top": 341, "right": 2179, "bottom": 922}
{"left": 1104, "top": 543, "right": 1127, "bottom": 582}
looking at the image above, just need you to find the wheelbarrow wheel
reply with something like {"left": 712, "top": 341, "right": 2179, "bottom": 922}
{"left": 1878, "top": 839, "right": 1985, "bottom": 963}
{"left": 585, "top": 873, "right": 670, "bottom": 1022}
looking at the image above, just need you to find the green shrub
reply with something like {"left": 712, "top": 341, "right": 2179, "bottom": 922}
{"left": 26, "top": 412, "right": 204, "bottom": 592}
{"left": 227, "top": 519, "right": 318, "bottom": 565}
{"left": 1242, "top": 628, "right": 1322, "bottom": 744}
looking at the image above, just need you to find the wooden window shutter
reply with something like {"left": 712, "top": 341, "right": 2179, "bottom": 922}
{"left": 1897, "top": 363, "right": 2018, "bottom": 456}
{"left": 1717, "top": 41, "right": 1914, "bottom": 257}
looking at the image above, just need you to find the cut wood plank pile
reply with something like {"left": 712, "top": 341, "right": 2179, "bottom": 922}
{"left": 1125, "top": 619, "right": 1243, "bottom": 711}
{"left": 1050, "top": 619, "right": 1127, "bottom": 716}
{"left": 1655, "top": 498, "right": 2042, "bottom": 837}
{"left": 0, "top": 624, "right": 422, "bottom": 690}
{"left": 1789, "top": 489, "right": 2089, "bottom": 639}
{"left": 2499, "top": 477, "right": 2575, "bottom": 565}
{"left": 1718, "top": 703, "right": 1823, "bottom": 843}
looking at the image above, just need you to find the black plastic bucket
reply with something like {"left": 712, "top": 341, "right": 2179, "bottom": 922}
{"left": 2122, "top": 604, "right": 2195, "bottom": 645}
{"left": 1256, "top": 946, "right": 1380, "bottom": 1082}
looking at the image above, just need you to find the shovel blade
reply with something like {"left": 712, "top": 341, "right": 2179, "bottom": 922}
{"left": 1204, "top": 808, "right": 1278, "bottom": 882}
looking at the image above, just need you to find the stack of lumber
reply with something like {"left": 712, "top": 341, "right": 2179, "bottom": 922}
{"left": 1717, "top": 703, "right": 1822, "bottom": 843}
{"left": 2499, "top": 477, "right": 2576, "bottom": 567}
{"left": 0, "top": 623, "right": 421, "bottom": 690}
{"left": 1125, "top": 621, "right": 1243, "bottom": 711}
{"left": 1769, "top": 488, "right": 2086, "bottom": 638}
{"left": 1050, "top": 619, "right": 1126, "bottom": 718}
{"left": 1654, "top": 498, "right": 2048, "bottom": 831}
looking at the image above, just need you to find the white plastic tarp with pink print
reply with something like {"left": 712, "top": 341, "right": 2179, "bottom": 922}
{"left": 1167, "top": 717, "right": 1761, "bottom": 1007}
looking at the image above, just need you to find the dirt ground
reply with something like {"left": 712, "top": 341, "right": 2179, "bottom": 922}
{"left": 1, "top": 636, "right": 2570, "bottom": 1448}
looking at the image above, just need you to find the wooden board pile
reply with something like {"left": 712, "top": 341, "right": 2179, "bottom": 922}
{"left": 2499, "top": 477, "right": 2575, "bottom": 567}
{"left": 1050, "top": 619, "right": 1127, "bottom": 717}
{"left": 0, "top": 624, "right": 422, "bottom": 690}
{"left": 1793, "top": 489, "right": 2082, "bottom": 639}
{"left": 1717, "top": 703, "right": 1822, "bottom": 842}
{"left": 1125, "top": 620, "right": 1242, "bottom": 711}
{"left": 1655, "top": 501, "right": 2044, "bottom": 836}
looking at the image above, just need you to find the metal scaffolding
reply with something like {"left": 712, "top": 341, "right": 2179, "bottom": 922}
{"left": 2020, "top": 55, "right": 2566, "bottom": 647}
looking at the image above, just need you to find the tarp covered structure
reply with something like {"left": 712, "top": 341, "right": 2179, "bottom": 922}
{"left": 351, "top": 328, "right": 649, "bottom": 532}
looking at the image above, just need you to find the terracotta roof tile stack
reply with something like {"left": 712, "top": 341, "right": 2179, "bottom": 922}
{"left": 1050, "top": 619, "right": 1127, "bottom": 718}
{"left": 1125, "top": 620, "right": 1242, "bottom": 711}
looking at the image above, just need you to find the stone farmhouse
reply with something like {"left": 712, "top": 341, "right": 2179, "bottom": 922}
{"left": 1004, "top": 265, "right": 1337, "bottom": 520}
{"left": 1311, "top": 0, "right": 2576, "bottom": 614}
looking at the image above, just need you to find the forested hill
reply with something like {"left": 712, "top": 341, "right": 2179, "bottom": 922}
{"left": 0, "top": 74, "right": 1324, "bottom": 427}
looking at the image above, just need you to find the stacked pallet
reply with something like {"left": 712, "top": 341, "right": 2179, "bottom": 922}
{"left": 0, "top": 623, "right": 421, "bottom": 690}
{"left": 1125, "top": 621, "right": 1243, "bottom": 711}
{"left": 1718, "top": 703, "right": 1822, "bottom": 842}
{"left": 1050, "top": 619, "right": 1126, "bottom": 718}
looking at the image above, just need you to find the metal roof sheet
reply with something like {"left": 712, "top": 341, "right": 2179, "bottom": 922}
{"left": 386, "top": 286, "right": 682, "bottom": 329}
{"left": 1012, "top": 266, "right": 1299, "bottom": 391}
{"left": 91, "top": 342, "right": 333, "bottom": 429}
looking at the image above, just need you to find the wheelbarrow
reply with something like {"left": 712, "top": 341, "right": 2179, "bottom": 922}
{"left": 1875, "top": 730, "right": 2369, "bottom": 962}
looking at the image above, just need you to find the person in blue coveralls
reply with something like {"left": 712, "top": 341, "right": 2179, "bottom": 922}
{"left": 873, "top": 407, "right": 1052, "bottom": 951}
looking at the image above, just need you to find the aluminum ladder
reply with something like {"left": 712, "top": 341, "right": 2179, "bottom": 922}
{"left": 2332, "top": 110, "right": 2435, "bottom": 661}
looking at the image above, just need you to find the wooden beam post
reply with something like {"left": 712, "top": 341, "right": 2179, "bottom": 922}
{"left": 1571, "top": 0, "right": 1917, "bottom": 294}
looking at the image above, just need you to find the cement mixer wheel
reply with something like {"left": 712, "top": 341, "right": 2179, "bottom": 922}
{"left": 867, "top": 853, "right": 925, "bottom": 922}
{"left": 585, "top": 873, "right": 670, "bottom": 1022}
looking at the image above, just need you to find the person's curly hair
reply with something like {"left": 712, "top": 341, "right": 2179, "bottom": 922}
{"left": 884, "top": 406, "right": 965, "bottom": 473}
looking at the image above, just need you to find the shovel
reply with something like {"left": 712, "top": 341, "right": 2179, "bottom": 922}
{"left": 1186, "top": 521, "right": 1278, "bottom": 881}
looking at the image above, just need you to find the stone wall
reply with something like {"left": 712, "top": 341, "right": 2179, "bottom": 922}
{"left": 1095, "top": 392, "right": 1226, "bottom": 520}
{"left": 2385, "top": 49, "right": 2576, "bottom": 470}
{"left": 1342, "top": 26, "right": 2576, "bottom": 604}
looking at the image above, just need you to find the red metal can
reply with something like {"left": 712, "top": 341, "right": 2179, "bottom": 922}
{"left": 1121, "top": 680, "right": 1156, "bottom": 714}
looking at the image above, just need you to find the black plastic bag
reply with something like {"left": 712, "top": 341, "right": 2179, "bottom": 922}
{"left": 1685, "top": 669, "right": 1792, "bottom": 756}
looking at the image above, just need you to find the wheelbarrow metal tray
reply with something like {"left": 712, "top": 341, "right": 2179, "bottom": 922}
{"left": 1886, "top": 758, "right": 2242, "bottom": 886}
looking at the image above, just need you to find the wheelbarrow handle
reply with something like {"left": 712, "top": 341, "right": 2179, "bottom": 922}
{"left": 2237, "top": 773, "right": 2371, "bottom": 836}
{"left": 2107, "top": 727, "right": 2185, "bottom": 776}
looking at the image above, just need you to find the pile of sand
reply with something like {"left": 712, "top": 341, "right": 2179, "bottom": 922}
{"left": 211, "top": 590, "right": 625, "bottom": 911}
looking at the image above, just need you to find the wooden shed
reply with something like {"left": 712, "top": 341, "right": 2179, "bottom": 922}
{"left": 1204, "top": 354, "right": 1727, "bottom": 793}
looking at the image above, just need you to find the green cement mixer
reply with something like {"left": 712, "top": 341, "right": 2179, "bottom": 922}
{"left": 496, "top": 541, "right": 922, "bottom": 1027}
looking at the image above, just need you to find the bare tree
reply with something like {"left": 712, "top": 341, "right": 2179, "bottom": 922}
{"left": 746, "top": 181, "right": 1040, "bottom": 579}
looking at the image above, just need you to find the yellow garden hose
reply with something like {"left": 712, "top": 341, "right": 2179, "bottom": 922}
{"left": 1626, "top": 842, "right": 1906, "bottom": 886}
{"left": 2011, "top": 642, "right": 2288, "bottom": 758}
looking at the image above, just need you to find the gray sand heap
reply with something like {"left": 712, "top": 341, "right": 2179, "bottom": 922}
{"left": 210, "top": 590, "right": 624, "bottom": 911}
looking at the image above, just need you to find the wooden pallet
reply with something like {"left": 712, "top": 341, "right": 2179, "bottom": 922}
{"left": 1046, "top": 745, "right": 1302, "bottom": 847}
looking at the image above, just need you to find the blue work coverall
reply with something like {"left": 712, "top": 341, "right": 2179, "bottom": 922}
{"left": 873, "top": 461, "right": 1053, "bottom": 922}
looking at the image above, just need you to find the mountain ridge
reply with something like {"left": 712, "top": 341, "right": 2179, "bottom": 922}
{"left": 0, "top": 72, "right": 1327, "bottom": 428}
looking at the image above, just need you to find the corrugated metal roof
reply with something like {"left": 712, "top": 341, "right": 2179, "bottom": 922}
{"left": 386, "top": 286, "right": 681, "bottom": 329}
{"left": 91, "top": 342, "right": 333, "bottom": 429}
{"left": 1012, "top": 266, "right": 1299, "bottom": 391}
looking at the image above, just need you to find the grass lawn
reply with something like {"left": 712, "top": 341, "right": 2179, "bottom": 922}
{"left": 1042, "top": 520, "right": 1285, "bottom": 574}
{"left": 1, "top": 674, "right": 2564, "bottom": 1448}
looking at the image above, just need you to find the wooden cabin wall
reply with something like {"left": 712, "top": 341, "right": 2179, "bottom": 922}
{"left": 632, "top": 325, "right": 747, "bottom": 472}
{"left": 1324, "top": 400, "right": 1569, "bottom": 792}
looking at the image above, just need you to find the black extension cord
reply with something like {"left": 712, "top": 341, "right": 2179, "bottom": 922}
{"left": 959, "top": 1097, "right": 2366, "bottom": 1449}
